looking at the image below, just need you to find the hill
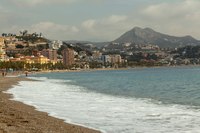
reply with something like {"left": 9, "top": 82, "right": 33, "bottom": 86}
{"left": 113, "top": 27, "right": 200, "bottom": 48}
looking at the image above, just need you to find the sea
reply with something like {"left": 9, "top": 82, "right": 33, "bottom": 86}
{"left": 6, "top": 66, "right": 200, "bottom": 133}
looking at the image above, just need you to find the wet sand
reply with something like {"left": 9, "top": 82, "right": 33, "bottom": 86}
{"left": 0, "top": 77, "right": 101, "bottom": 133}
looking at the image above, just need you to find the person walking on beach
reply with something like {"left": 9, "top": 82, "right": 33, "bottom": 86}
{"left": 2, "top": 72, "right": 4, "bottom": 77}
{"left": 25, "top": 71, "right": 28, "bottom": 77}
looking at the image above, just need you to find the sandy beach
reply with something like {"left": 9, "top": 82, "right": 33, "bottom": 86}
{"left": 0, "top": 77, "right": 101, "bottom": 133}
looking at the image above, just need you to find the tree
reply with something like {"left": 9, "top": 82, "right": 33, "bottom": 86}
{"left": 2, "top": 33, "right": 7, "bottom": 37}
{"left": 23, "top": 30, "right": 28, "bottom": 36}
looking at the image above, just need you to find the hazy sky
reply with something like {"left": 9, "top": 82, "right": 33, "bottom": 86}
{"left": 1, "top": 0, "right": 200, "bottom": 41}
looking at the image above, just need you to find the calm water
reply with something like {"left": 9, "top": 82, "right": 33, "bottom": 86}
{"left": 6, "top": 67, "right": 200, "bottom": 133}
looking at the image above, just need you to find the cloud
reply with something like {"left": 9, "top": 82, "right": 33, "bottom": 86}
{"left": 28, "top": 22, "right": 79, "bottom": 39}
{"left": 82, "top": 15, "right": 127, "bottom": 30}
{"left": 82, "top": 19, "right": 96, "bottom": 31}
{"left": 1, "top": 0, "right": 200, "bottom": 41}
{"left": 7, "top": 0, "right": 104, "bottom": 6}
{"left": 139, "top": 0, "right": 200, "bottom": 39}
{"left": 79, "top": 0, "right": 200, "bottom": 41}
{"left": 105, "top": 15, "right": 127, "bottom": 24}
{"left": 142, "top": 0, "right": 200, "bottom": 19}
{"left": 80, "top": 15, "right": 129, "bottom": 41}
{"left": 0, "top": 7, "right": 18, "bottom": 27}
{"left": 7, "top": 0, "right": 74, "bottom": 6}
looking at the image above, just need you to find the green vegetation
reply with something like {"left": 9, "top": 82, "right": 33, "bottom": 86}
{"left": 128, "top": 52, "right": 158, "bottom": 62}
{"left": 0, "top": 61, "right": 25, "bottom": 71}
{"left": 172, "top": 46, "right": 200, "bottom": 59}
{"left": 0, "top": 61, "right": 66, "bottom": 71}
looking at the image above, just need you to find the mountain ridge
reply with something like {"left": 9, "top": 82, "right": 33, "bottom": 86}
{"left": 113, "top": 27, "right": 200, "bottom": 48}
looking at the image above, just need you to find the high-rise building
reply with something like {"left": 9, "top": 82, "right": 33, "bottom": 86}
{"left": 41, "top": 49, "right": 57, "bottom": 62}
{"left": 62, "top": 48, "right": 74, "bottom": 66}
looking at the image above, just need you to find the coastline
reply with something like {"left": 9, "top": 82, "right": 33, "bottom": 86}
{"left": 0, "top": 77, "right": 101, "bottom": 133}
{"left": 1, "top": 66, "right": 200, "bottom": 133}
{"left": 32, "top": 64, "right": 200, "bottom": 75}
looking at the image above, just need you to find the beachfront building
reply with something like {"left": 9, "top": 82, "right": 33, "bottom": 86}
{"left": 41, "top": 49, "right": 57, "bottom": 64}
{"left": 101, "top": 55, "right": 111, "bottom": 63}
{"left": 9, "top": 55, "right": 49, "bottom": 70}
{"left": 101, "top": 54, "right": 123, "bottom": 68}
{"left": 10, "top": 55, "right": 49, "bottom": 64}
{"left": 20, "top": 56, "right": 34, "bottom": 64}
{"left": 101, "top": 54, "right": 122, "bottom": 64}
{"left": 62, "top": 48, "right": 74, "bottom": 66}
{"left": 110, "top": 54, "right": 122, "bottom": 64}
{"left": 0, "top": 37, "right": 6, "bottom": 61}
{"left": 8, "top": 55, "right": 49, "bottom": 71}
{"left": 32, "top": 55, "right": 49, "bottom": 64}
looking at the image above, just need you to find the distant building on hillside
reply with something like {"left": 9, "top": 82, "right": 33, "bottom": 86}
{"left": 49, "top": 40, "right": 63, "bottom": 49}
{"left": 0, "top": 37, "right": 6, "bottom": 61}
{"left": 62, "top": 48, "right": 74, "bottom": 66}
{"left": 41, "top": 49, "right": 57, "bottom": 62}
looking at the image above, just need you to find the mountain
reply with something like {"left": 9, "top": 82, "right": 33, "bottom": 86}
{"left": 114, "top": 27, "right": 200, "bottom": 48}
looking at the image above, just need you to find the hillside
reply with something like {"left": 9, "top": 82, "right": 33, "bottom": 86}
{"left": 114, "top": 27, "right": 200, "bottom": 48}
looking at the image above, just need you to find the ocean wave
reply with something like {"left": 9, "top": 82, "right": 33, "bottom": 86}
{"left": 6, "top": 78, "right": 200, "bottom": 133}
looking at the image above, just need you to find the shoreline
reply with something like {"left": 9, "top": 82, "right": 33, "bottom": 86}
{"left": 1, "top": 65, "right": 200, "bottom": 133}
{"left": 31, "top": 64, "right": 200, "bottom": 75}
{"left": 0, "top": 77, "right": 101, "bottom": 133}
{"left": 4, "top": 64, "right": 200, "bottom": 77}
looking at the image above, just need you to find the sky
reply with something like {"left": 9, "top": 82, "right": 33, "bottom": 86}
{"left": 1, "top": 0, "right": 200, "bottom": 41}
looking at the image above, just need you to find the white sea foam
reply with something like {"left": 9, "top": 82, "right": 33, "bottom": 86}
{"left": 6, "top": 77, "right": 200, "bottom": 133}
